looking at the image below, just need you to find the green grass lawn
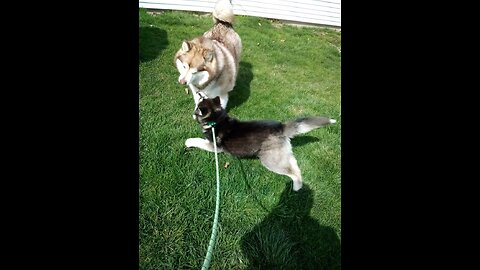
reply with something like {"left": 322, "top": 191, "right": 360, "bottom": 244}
{"left": 139, "top": 8, "right": 341, "bottom": 269}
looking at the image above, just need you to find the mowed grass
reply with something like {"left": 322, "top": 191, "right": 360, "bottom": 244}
{"left": 139, "top": 8, "right": 341, "bottom": 270}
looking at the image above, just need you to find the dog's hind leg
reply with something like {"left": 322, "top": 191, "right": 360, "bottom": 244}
{"left": 185, "top": 138, "right": 223, "bottom": 153}
{"left": 287, "top": 155, "right": 303, "bottom": 191}
{"left": 259, "top": 151, "right": 303, "bottom": 191}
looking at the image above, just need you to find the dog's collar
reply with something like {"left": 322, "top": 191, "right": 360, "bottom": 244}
{"left": 201, "top": 113, "right": 227, "bottom": 130}
{"left": 202, "top": 121, "right": 216, "bottom": 129}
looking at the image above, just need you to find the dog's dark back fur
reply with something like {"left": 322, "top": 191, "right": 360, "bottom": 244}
{"left": 196, "top": 97, "right": 284, "bottom": 156}
{"left": 214, "top": 119, "right": 284, "bottom": 157}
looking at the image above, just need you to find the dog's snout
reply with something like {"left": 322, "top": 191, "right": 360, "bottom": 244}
{"left": 179, "top": 78, "right": 186, "bottom": 84}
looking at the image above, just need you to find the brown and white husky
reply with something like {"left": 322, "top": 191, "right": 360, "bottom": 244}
{"left": 185, "top": 96, "right": 336, "bottom": 191}
{"left": 174, "top": 0, "right": 242, "bottom": 112}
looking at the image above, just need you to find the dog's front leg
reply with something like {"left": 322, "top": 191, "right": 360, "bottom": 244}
{"left": 190, "top": 85, "right": 201, "bottom": 104}
{"left": 219, "top": 94, "right": 229, "bottom": 109}
{"left": 185, "top": 138, "right": 223, "bottom": 153}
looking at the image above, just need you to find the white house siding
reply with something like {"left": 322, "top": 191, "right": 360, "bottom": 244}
{"left": 139, "top": 0, "right": 341, "bottom": 28}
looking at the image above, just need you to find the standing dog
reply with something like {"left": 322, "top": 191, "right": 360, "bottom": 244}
{"left": 185, "top": 96, "right": 336, "bottom": 191}
{"left": 174, "top": 0, "right": 242, "bottom": 112}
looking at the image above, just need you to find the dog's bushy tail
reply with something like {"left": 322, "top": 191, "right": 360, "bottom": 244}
{"left": 212, "top": 0, "right": 235, "bottom": 24}
{"left": 283, "top": 117, "right": 336, "bottom": 138}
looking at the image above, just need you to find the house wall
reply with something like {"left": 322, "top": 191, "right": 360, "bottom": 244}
{"left": 139, "top": 0, "right": 341, "bottom": 27}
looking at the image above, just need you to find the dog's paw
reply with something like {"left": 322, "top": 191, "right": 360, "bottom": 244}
{"left": 185, "top": 138, "right": 198, "bottom": 148}
{"left": 293, "top": 181, "right": 303, "bottom": 191}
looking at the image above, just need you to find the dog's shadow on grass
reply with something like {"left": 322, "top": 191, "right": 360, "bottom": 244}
{"left": 228, "top": 61, "right": 253, "bottom": 112}
{"left": 241, "top": 182, "right": 341, "bottom": 269}
{"left": 139, "top": 26, "right": 168, "bottom": 63}
{"left": 291, "top": 135, "right": 320, "bottom": 148}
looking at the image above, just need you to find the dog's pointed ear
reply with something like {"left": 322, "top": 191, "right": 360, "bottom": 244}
{"left": 212, "top": 96, "right": 221, "bottom": 107}
{"left": 182, "top": 40, "right": 190, "bottom": 52}
{"left": 204, "top": 49, "right": 214, "bottom": 62}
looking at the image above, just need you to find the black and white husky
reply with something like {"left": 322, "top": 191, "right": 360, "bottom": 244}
{"left": 185, "top": 96, "right": 336, "bottom": 191}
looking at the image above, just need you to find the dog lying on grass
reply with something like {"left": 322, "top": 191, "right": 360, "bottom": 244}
{"left": 185, "top": 96, "right": 336, "bottom": 191}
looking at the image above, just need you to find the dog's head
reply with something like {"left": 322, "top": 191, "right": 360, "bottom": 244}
{"left": 194, "top": 96, "right": 225, "bottom": 126}
{"left": 174, "top": 38, "right": 215, "bottom": 88}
